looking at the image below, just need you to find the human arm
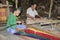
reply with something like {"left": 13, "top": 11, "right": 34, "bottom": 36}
{"left": 35, "top": 10, "right": 43, "bottom": 19}
{"left": 26, "top": 14, "right": 35, "bottom": 20}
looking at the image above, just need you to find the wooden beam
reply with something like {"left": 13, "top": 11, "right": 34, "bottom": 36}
{"left": 0, "top": 4, "right": 12, "bottom": 7}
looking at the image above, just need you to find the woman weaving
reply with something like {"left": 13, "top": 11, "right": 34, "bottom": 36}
{"left": 6, "top": 8, "right": 26, "bottom": 34}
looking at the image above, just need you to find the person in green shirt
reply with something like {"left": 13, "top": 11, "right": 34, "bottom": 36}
{"left": 6, "top": 8, "right": 26, "bottom": 34}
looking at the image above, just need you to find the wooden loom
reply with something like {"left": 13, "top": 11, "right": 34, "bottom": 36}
{"left": 25, "top": 18, "right": 60, "bottom": 40}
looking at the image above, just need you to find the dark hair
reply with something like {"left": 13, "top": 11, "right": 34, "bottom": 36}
{"left": 30, "top": 2, "right": 37, "bottom": 6}
{"left": 14, "top": 8, "right": 20, "bottom": 11}
{"left": 12, "top": 8, "right": 21, "bottom": 13}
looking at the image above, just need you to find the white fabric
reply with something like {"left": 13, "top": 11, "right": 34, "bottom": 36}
{"left": 27, "top": 7, "right": 38, "bottom": 17}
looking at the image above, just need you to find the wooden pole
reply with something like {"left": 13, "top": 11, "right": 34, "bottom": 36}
{"left": 6, "top": 1, "right": 9, "bottom": 16}
{"left": 48, "top": 0, "right": 54, "bottom": 19}
{"left": 16, "top": 0, "right": 18, "bottom": 8}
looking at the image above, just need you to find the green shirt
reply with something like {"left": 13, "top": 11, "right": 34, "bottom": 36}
{"left": 6, "top": 13, "right": 17, "bottom": 29}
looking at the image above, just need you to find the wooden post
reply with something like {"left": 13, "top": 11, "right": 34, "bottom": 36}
{"left": 6, "top": 1, "right": 9, "bottom": 16}
{"left": 48, "top": 0, "right": 54, "bottom": 19}
{"left": 6, "top": 1, "right": 12, "bottom": 16}
{"left": 16, "top": 0, "right": 18, "bottom": 8}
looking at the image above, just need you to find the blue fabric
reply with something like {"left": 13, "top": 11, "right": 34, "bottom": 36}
{"left": 14, "top": 31, "right": 26, "bottom": 35}
{"left": 16, "top": 24, "right": 26, "bottom": 29}
{"left": 14, "top": 33, "right": 21, "bottom": 35}
{"left": 7, "top": 24, "right": 26, "bottom": 34}
{"left": 7, "top": 27, "right": 16, "bottom": 34}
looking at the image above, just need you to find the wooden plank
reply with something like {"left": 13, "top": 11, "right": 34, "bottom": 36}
{"left": 26, "top": 18, "right": 60, "bottom": 24}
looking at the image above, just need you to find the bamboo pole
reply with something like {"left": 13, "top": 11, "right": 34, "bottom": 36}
{"left": 48, "top": 0, "right": 54, "bottom": 19}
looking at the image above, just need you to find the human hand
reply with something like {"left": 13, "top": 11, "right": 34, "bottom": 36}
{"left": 30, "top": 17, "right": 35, "bottom": 20}
{"left": 40, "top": 17, "right": 43, "bottom": 19}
